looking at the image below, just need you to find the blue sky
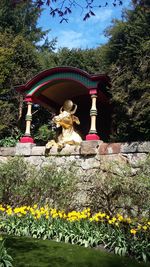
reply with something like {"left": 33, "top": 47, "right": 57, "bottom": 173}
{"left": 38, "top": 0, "right": 131, "bottom": 50}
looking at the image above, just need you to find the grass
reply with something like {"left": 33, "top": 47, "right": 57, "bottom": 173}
{"left": 4, "top": 236, "right": 149, "bottom": 267}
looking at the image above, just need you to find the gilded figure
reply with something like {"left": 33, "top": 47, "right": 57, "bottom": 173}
{"left": 46, "top": 100, "right": 82, "bottom": 149}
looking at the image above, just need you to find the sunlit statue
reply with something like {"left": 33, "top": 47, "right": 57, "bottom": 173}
{"left": 46, "top": 100, "right": 82, "bottom": 150}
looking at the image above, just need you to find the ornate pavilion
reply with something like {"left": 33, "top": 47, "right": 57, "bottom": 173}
{"left": 16, "top": 67, "right": 111, "bottom": 143}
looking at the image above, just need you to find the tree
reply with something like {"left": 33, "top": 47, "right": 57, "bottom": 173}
{"left": 0, "top": 0, "right": 47, "bottom": 43}
{"left": 0, "top": 31, "right": 42, "bottom": 139}
{"left": 0, "top": 0, "right": 55, "bottom": 141}
{"left": 102, "top": 6, "right": 150, "bottom": 141}
{"left": 41, "top": 47, "right": 104, "bottom": 73}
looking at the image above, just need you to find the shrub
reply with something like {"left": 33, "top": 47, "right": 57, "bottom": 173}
{"left": 34, "top": 124, "right": 56, "bottom": 145}
{"left": 0, "top": 155, "right": 149, "bottom": 218}
{"left": 0, "top": 130, "right": 22, "bottom": 147}
{"left": 0, "top": 157, "right": 76, "bottom": 209}
{"left": 88, "top": 156, "right": 150, "bottom": 218}
{"left": 0, "top": 136, "right": 18, "bottom": 147}
{"left": 0, "top": 157, "right": 37, "bottom": 206}
{"left": 37, "top": 164, "right": 77, "bottom": 209}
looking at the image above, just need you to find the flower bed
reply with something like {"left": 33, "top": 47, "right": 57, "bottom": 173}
{"left": 0, "top": 204, "right": 150, "bottom": 262}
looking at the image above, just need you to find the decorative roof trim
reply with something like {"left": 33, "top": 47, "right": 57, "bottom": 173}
{"left": 15, "top": 66, "right": 110, "bottom": 94}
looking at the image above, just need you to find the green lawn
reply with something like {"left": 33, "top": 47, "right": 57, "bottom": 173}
{"left": 5, "top": 236, "right": 149, "bottom": 267}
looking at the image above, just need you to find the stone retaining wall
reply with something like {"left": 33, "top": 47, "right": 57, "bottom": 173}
{"left": 0, "top": 141, "right": 149, "bottom": 208}
{"left": 0, "top": 141, "right": 149, "bottom": 168}
{"left": 0, "top": 141, "right": 150, "bottom": 156}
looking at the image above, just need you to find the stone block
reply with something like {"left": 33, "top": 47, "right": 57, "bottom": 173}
{"left": 26, "top": 156, "right": 45, "bottom": 167}
{"left": 137, "top": 142, "right": 150, "bottom": 152}
{"left": 0, "top": 147, "right": 15, "bottom": 156}
{"left": 48, "top": 146, "right": 58, "bottom": 155}
{"left": 120, "top": 142, "right": 139, "bottom": 153}
{"left": 80, "top": 157, "right": 100, "bottom": 170}
{"left": 15, "top": 143, "right": 35, "bottom": 156}
{"left": 98, "top": 143, "right": 121, "bottom": 155}
{"left": 80, "top": 140, "right": 102, "bottom": 155}
{"left": 120, "top": 142, "right": 150, "bottom": 153}
{"left": 31, "top": 146, "right": 45, "bottom": 155}
{"left": 58, "top": 144, "right": 80, "bottom": 155}
{"left": 98, "top": 142, "right": 150, "bottom": 155}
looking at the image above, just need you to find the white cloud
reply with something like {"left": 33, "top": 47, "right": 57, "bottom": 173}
{"left": 86, "top": 8, "right": 113, "bottom": 23}
{"left": 53, "top": 9, "right": 113, "bottom": 50}
{"left": 56, "top": 30, "right": 88, "bottom": 49}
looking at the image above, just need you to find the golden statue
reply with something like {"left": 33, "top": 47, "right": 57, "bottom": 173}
{"left": 46, "top": 100, "right": 82, "bottom": 150}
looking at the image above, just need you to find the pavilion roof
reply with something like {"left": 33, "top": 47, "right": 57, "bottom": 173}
{"left": 15, "top": 66, "right": 110, "bottom": 110}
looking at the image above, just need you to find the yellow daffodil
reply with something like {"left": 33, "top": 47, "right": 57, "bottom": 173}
{"left": 130, "top": 229, "right": 136, "bottom": 235}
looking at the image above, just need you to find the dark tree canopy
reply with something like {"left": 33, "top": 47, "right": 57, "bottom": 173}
{"left": 0, "top": 0, "right": 54, "bottom": 141}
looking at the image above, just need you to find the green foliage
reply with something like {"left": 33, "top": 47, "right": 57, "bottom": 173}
{"left": 102, "top": 7, "right": 150, "bottom": 141}
{"left": 38, "top": 46, "right": 105, "bottom": 74}
{"left": 45, "top": 47, "right": 104, "bottom": 73}
{"left": 0, "top": 237, "right": 13, "bottom": 267}
{"left": 31, "top": 106, "right": 56, "bottom": 145}
{"left": 34, "top": 124, "right": 56, "bottom": 144}
{"left": 0, "top": 0, "right": 45, "bottom": 43}
{"left": 0, "top": 137, "right": 18, "bottom": 148}
{"left": 37, "top": 163, "right": 76, "bottom": 208}
{"left": 0, "top": 155, "right": 149, "bottom": 217}
{"left": 0, "top": 157, "right": 34, "bottom": 205}
{"left": 89, "top": 156, "right": 150, "bottom": 218}
{"left": 0, "top": 157, "right": 76, "bottom": 209}
{"left": 0, "top": 0, "right": 56, "bottom": 141}
{"left": 0, "top": 31, "right": 41, "bottom": 138}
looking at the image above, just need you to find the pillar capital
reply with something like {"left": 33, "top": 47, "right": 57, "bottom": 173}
{"left": 89, "top": 89, "right": 97, "bottom": 95}
{"left": 25, "top": 97, "right": 33, "bottom": 103}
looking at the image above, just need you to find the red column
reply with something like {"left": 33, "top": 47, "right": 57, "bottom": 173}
{"left": 86, "top": 89, "right": 100, "bottom": 141}
{"left": 20, "top": 97, "right": 34, "bottom": 143}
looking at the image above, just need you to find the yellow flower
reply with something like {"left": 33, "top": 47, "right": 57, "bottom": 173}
{"left": 112, "top": 217, "right": 116, "bottom": 223}
{"left": 117, "top": 215, "right": 123, "bottom": 222}
{"left": 0, "top": 205, "right": 5, "bottom": 212}
{"left": 6, "top": 208, "right": 12, "bottom": 216}
{"left": 126, "top": 217, "right": 132, "bottom": 224}
{"left": 130, "top": 229, "right": 136, "bottom": 235}
{"left": 52, "top": 213, "right": 58, "bottom": 218}
{"left": 137, "top": 224, "right": 141, "bottom": 230}
{"left": 143, "top": 226, "right": 147, "bottom": 231}
{"left": 36, "top": 214, "right": 41, "bottom": 219}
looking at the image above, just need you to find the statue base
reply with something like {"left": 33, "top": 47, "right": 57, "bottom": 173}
{"left": 20, "top": 136, "right": 34, "bottom": 143}
{"left": 86, "top": 134, "right": 100, "bottom": 141}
